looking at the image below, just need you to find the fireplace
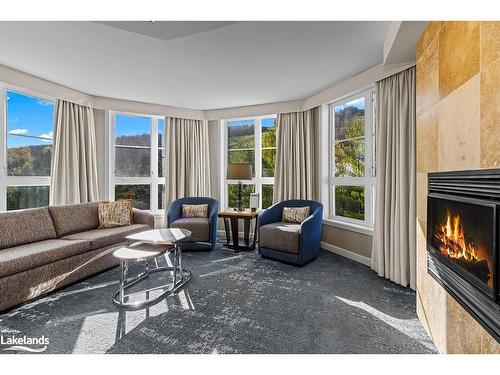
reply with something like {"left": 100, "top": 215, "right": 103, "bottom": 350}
{"left": 427, "top": 169, "right": 500, "bottom": 342}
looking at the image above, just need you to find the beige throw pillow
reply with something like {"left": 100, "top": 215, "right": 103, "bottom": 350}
{"left": 282, "top": 206, "right": 310, "bottom": 224}
{"left": 98, "top": 200, "right": 133, "bottom": 228}
{"left": 182, "top": 204, "right": 208, "bottom": 218}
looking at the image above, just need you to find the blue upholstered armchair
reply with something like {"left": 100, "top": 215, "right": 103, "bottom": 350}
{"left": 166, "top": 197, "right": 219, "bottom": 251}
{"left": 258, "top": 199, "right": 323, "bottom": 266}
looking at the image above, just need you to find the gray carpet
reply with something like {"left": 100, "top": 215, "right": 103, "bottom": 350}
{"left": 0, "top": 248, "right": 437, "bottom": 354}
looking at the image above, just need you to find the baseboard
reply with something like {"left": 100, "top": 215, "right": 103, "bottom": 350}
{"left": 320, "top": 241, "right": 371, "bottom": 267}
{"left": 218, "top": 229, "right": 371, "bottom": 267}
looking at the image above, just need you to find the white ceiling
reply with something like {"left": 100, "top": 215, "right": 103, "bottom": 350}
{"left": 94, "top": 21, "right": 240, "bottom": 42}
{"left": 0, "top": 21, "right": 392, "bottom": 110}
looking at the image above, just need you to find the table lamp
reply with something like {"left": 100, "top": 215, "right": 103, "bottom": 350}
{"left": 227, "top": 163, "right": 253, "bottom": 211}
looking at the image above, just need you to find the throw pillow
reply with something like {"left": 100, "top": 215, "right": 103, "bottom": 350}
{"left": 98, "top": 200, "right": 133, "bottom": 228}
{"left": 282, "top": 206, "right": 310, "bottom": 224}
{"left": 182, "top": 204, "right": 209, "bottom": 218}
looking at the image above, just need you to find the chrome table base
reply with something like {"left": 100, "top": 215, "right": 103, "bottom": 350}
{"left": 112, "top": 244, "right": 192, "bottom": 309}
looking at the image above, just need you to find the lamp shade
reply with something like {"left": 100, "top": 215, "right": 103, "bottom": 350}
{"left": 227, "top": 163, "right": 252, "bottom": 180}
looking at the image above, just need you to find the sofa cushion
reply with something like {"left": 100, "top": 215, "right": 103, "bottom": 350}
{"left": 0, "top": 239, "right": 90, "bottom": 278}
{"left": 260, "top": 222, "right": 301, "bottom": 254}
{"left": 170, "top": 218, "right": 209, "bottom": 242}
{"left": 282, "top": 206, "right": 310, "bottom": 224}
{"left": 49, "top": 202, "right": 100, "bottom": 237}
{"left": 98, "top": 200, "right": 132, "bottom": 228}
{"left": 61, "top": 224, "right": 150, "bottom": 250}
{"left": 0, "top": 207, "right": 57, "bottom": 250}
{"left": 182, "top": 204, "right": 208, "bottom": 218}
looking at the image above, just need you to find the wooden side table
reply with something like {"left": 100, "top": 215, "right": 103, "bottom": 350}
{"left": 218, "top": 210, "right": 260, "bottom": 252}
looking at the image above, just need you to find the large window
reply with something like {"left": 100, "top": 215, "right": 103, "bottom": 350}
{"left": 330, "top": 89, "right": 375, "bottom": 229}
{"left": 110, "top": 113, "right": 165, "bottom": 212}
{"left": 224, "top": 115, "right": 276, "bottom": 210}
{"left": 0, "top": 88, "right": 54, "bottom": 211}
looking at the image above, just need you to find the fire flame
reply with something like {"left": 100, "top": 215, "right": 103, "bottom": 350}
{"left": 435, "top": 211, "right": 478, "bottom": 261}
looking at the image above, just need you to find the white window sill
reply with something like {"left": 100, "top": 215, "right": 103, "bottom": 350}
{"left": 322, "top": 218, "right": 373, "bottom": 236}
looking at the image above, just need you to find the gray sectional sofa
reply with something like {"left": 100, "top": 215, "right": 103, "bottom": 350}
{"left": 0, "top": 202, "right": 154, "bottom": 312}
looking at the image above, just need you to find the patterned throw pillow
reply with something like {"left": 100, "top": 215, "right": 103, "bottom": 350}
{"left": 98, "top": 200, "right": 133, "bottom": 228}
{"left": 182, "top": 204, "right": 209, "bottom": 218}
{"left": 282, "top": 206, "right": 311, "bottom": 224}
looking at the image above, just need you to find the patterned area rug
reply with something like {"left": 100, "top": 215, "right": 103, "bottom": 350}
{"left": 0, "top": 248, "right": 436, "bottom": 354}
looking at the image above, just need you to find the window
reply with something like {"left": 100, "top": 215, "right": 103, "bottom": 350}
{"left": 157, "top": 119, "right": 166, "bottom": 210}
{"left": 0, "top": 88, "right": 54, "bottom": 211}
{"left": 115, "top": 184, "right": 151, "bottom": 210}
{"left": 114, "top": 115, "right": 151, "bottom": 177}
{"left": 261, "top": 118, "right": 276, "bottom": 177}
{"left": 330, "top": 89, "right": 375, "bottom": 229}
{"left": 7, "top": 186, "right": 50, "bottom": 211}
{"left": 224, "top": 115, "right": 276, "bottom": 210}
{"left": 110, "top": 113, "right": 165, "bottom": 212}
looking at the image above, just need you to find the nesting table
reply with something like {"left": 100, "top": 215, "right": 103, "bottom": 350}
{"left": 112, "top": 228, "right": 192, "bottom": 308}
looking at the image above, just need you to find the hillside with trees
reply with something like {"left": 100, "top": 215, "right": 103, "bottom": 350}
{"left": 7, "top": 144, "right": 52, "bottom": 176}
{"left": 333, "top": 105, "right": 366, "bottom": 220}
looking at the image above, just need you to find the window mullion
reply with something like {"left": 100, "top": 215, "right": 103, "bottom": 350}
{"left": 151, "top": 117, "right": 158, "bottom": 213}
{"left": 109, "top": 112, "right": 116, "bottom": 200}
{"left": 255, "top": 116, "right": 262, "bottom": 207}
{"left": 0, "top": 85, "right": 5, "bottom": 211}
{"left": 0, "top": 184, "right": 5, "bottom": 211}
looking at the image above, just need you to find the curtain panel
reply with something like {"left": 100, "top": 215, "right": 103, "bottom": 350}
{"left": 50, "top": 99, "right": 99, "bottom": 205}
{"left": 273, "top": 107, "right": 319, "bottom": 202}
{"left": 165, "top": 117, "right": 211, "bottom": 209}
{"left": 371, "top": 66, "right": 416, "bottom": 289}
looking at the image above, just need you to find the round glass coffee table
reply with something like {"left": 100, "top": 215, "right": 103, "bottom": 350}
{"left": 112, "top": 228, "right": 192, "bottom": 308}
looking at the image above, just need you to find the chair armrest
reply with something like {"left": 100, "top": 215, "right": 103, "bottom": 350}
{"left": 132, "top": 209, "right": 155, "bottom": 228}
{"left": 166, "top": 200, "right": 182, "bottom": 227}
{"left": 208, "top": 202, "right": 219, "bottom": 224}
{"left": 208, "top": 201, "right": 219, "bottom": 243}
{"left": 299, "top": 206, "right": 323, "bottom": 251}
{"left": 258, "top": 202, "right": 285, "bottom": 228}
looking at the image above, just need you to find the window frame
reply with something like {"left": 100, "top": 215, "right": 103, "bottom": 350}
{"left": 0, "top": 83, "right": 55, "bottom": 211}
{"left": 109, "top": 111, "right": 165, "bottom": 214}
{"left": 222, "top": 114, "right": 276, "bottom": 210}
{"left": 328, "top": 88, "right": 376, "bottom": 231}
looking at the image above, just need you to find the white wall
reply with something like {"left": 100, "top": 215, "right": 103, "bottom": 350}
{"left": 208, "top": 120, "right": 220, "bottom": 202}
{"left": 0, "top": 61, "right": 414, "bottom": 122}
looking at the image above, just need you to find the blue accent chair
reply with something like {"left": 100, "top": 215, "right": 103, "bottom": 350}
{"left": 166, "top": 197, "right": 219, "bottom": 251}
{"left": 258, "top": 199, "right": 323, "bottom": 266}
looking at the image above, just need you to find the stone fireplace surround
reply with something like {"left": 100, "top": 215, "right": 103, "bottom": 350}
{"left": 416, "top": 21, "right": 500, "bottom": 353}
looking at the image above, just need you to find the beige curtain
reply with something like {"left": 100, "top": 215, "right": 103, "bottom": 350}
{"left": 273, "top": 107, "right": 319, "bottom": 202}
{"left": 165, "top": 117, "right": 211, "bottom": 207}
{"left": 50, "top": 99, "right": 99, "bottom": 205}
{"left": 371, "top": 67, "right": 416, "bottom": 289}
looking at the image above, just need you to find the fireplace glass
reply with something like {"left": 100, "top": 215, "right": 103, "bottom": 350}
{"left": 427, "top": 194, "right": 496, "bottom": 295}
